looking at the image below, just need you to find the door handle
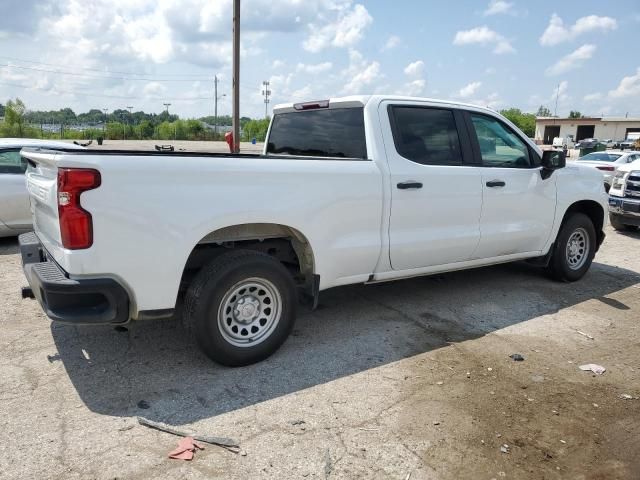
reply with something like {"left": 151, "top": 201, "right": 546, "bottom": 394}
{"left": 486, "top": 180, "right": 506, "bottom": 188}
{"left": 397, "top": 181, "right": 423, "bottom": 190}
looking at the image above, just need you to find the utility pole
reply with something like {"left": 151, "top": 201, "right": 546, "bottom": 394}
{"left": 553, "top": 83, "right": 560, "bottom": 119}
{"left": 262, "top": 80, "right": 271, "bottom": 118}
{"left": 163, "top": 103, "right": 171, "bottom": 116}
{"left": 102, "top": 108, "right": 108, "bottom": 134}
{"left": 231, "top": 0, "right": 240, "bottom": 153}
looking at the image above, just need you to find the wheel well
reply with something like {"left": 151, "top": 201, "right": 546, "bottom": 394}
{"left": 180, "top": 223, "right": 315, "bottom": 293}
{"left": 562, "top": 200, "right": 605, "bottom": 249}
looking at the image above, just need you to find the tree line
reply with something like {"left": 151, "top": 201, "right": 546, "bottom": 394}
{"left": 1, "top": 97, "right": 574, "bottom": 142}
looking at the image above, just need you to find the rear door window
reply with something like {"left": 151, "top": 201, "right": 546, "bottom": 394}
{"left": 0, "top": 149, "right": 26, "bottom": 174}
{"left": 266, "top": 108, "right": 367, "bottom": 159}
{"left": 388, "top": 106, "right": 464, "bottom": 166}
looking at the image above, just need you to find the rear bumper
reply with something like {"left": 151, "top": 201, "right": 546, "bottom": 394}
{"left": 19, "top": 232, "right": 130, "bottom": 325}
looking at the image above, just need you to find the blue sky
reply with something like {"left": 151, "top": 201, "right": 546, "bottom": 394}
{"left": 0, "top": 0, "right": 638, "bottom": 118}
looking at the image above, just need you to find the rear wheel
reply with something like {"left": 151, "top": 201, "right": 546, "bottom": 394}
{"left": 547, "top": 213, "right": 596, "bottom": 282}
{"left": 609, "top": 214, "right": 639, "bottom": 232}
{"left": 184, "top": 249, "right": 297, "bottom": 366}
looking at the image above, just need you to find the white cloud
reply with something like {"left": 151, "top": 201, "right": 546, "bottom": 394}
{"left": 483, "top": 0, "right": 514, "bottom": 16}
{"left": 403, "top": 60, "right": 425, "bottom": 77}
{"left": 539, "top": 14, "right": 617, "bottom": 46}
{"left": 341, "top": 49, "right": 382, "bottom": 94}
{"left": 453, "top": 26, "right": 515, "bottom": 54}
{"left": 545, "top": 44, "right": 596, "bottom": 76}
{"left": 382, "top": 35, "right": 401, "bottom": 51}
{"left": 608, "top": 68, "right": 640, "bottom": 99}
{"left": 583, "top": 92, "right": 602, "bottom": 102}
{"left": 303, "top": 4, "right": 372, "bottom": 52}
{"left": 296, "top": 62, "right": 333, "bottom": 74}
{"left": 457, "top": 81, "right": 482, "bottom": 98}
{"left": 142, "top": 81, "right": 168, "bottom": 98}
{"left": 272, "top": 59, "right": 286, "bottom": 69}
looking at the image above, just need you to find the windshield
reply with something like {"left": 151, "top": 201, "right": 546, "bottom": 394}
{"left": 579, "top": 152, "right": 622, "bottom": 162}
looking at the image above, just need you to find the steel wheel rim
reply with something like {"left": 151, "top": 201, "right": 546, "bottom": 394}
{"left": 217, "top": 277, "right": 282, "bottom": 347}
{"left": 565, "top": 227, "right": 589, "bottom": 270}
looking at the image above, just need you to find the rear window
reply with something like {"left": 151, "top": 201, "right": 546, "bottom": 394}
{"left": 580, "top": 153, "right": 622, "bottom": 162}
{"left": 266, "top": 108, "right": 367, "bottom": 159}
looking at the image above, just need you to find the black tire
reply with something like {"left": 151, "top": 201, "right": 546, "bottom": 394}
{"left": 547, "top": 213, "right": 596, "bottom": 282}
{"left": 609, "top": 214, "right": 639, "bottom": 232}
{"left": 184, "top": 249, "right": 297, "bottom": 366}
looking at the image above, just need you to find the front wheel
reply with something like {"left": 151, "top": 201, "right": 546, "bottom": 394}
{"left": 184, "top": 250, "right": 297, "bottom": 366}
{"left": 547, "top": 213, "right": 596, "bottom": 282}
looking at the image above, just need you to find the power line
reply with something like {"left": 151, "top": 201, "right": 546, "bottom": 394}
{"left": 0, "top": 81, "right": 215, "bottom": 101}
{"left": 0, "top": 63, "right": 214, "bottom": 82}
{"left": 0, "top": 55, "right": 215, "bottom": 78}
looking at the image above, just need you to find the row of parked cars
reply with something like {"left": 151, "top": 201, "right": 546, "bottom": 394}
{"left": 553, "top": 135, "right": 640, "bottom": 151}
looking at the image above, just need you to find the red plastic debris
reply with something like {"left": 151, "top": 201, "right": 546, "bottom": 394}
{"left": 168, "top": 436, "right": 204, "bottom": 461}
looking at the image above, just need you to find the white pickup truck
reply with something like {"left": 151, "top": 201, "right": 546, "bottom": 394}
{"left": 20, "top": 95, "right": 608, "bottom": 366}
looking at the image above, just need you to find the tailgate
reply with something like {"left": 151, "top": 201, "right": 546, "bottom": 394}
{"left": 22, "top": 149, "right": 63, "bottom": 254}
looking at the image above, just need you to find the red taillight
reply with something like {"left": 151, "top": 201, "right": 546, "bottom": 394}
{"left": 596, "top": 166, "right": 615, "bottom": 171}
{"left": 57, "top": 168, "right": 101, "bottom": 249}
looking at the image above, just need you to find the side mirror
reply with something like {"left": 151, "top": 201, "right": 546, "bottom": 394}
{"left": 540, "top": 150, "right": 565, "bottom": 179}
{"left": 541, "top": 149, "right": 566, "bottom": 169}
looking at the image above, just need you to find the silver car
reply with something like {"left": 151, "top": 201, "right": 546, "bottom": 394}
{"left": 573, "top": 150, "right": 640, "bottom": 192}
{"left": 0, "top": 138, "right": 85, "bottom": 237}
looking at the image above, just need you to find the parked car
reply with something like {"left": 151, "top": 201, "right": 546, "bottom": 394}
{"left": 608, "top": 158, "right": 640, "bottom": 231}
{"left": 619, "top": 136, "right": 640, "bottom": 150}
{"left": 575, "top": 138, "right": 599, "bottom": 149}
{"left": 0, "top": 139, "right": 85, "bottom": 237}
{"left": 19, "top": 95, "right": 608, "bottom": 366}
{"left": 602, "top": 139, "right": 616, "bottom": 148}
{"left": 574, "top": 151, "right": 640, "bottom": 191}
{"left": 552, "top": 136, "right": 575, "bottom": 150}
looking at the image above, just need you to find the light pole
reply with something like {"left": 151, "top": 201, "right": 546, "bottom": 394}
{"left": 262, "top": 81, "right": 271, "bottom": 118}
{"left": 126, "top": 106, "right": 133, "bottom": 140}
{"left": 214, "top": 75, "right": 226, "bottom": 140}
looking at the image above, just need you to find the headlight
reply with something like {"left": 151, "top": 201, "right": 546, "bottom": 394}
{"left": 612, "top": 171, "right": 627, "bottom": 189}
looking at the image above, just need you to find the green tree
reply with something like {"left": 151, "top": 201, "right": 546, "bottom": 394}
{"left": 536, "top": 105, "right": 552, "bottom": 117}
{"left": 499, "top": 108, "right": 536, "bottom": 138}
{"left": 5, "top": 98, "right": 26, "bottom": 134}
{"left": 568, "top": 110, "right": 583, "bottom": 119}
{"left": 242, "top": 118, "right": 270, "bottom": 142}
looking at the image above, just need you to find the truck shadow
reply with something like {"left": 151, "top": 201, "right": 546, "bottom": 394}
{"left": 0, "top": 237, "right": 19, "bottom": 256}
{"left": 50, "top": 260, "right": 640, "bottom": 426}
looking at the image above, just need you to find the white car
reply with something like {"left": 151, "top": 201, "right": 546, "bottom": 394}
{"left": 0, "top": 138, "right": 85, "bottom": 237}
{"left": 19, "top": 95, "right": 607, "bottom": 366}
{"left": 552, "top": 136, "right": 575, "bottom": 150}
{"left": 574, "top": 151, "right": 640, "bottom": 191}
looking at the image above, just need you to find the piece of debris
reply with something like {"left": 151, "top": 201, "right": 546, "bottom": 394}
{"left": 579, "top": 364, "right": 606, "bottom": 375}
{"left": 575, "top": 330, "right": 594, "bottom": 340}
{"left": 118, "top": 424, "right": 135, "bottom": 432}
{"left": 552, "top": 410, "right": 559, "bottom": 415}
{"left": 500, "top": 444, "right": 510, "bottom": 453}
{"left": 291, "top": 420, "right": 306, "bottom": 426}
{"left": 137, "top": 400, "right": 151, "bottom": 409}
{"left": 560, "top": 440, "right": 566, "bottom": 444}
{"left": 466, "top": 372, "right": 471, "bottom": 378}
{"left": 509, "top": 353, "right": 524, "bottom": 361}
{"left": 137, "top": 417, "right": 240, "bottom": 452}
{"left": 357, "top": 427, "right": 380, "bottom": 432}
{"left": 81, "top": 349, "right": 90, "bottom": 360}
{"left": 436, "top": 381, "right": 444, "bottom": 385}
{"left": 487, "top": 367, "right": 493, "bottom": 372}
{"left": 593, "top": 403, "right": 599, "bottom": 408}
{"left": 168, "top": 436, "right": 204, "bottom": 461}
{"left": 432, "top": 421, "right": 440, "bottom": 426}
{"left": 620, "top": 394, "right": 634, "bottom": 400}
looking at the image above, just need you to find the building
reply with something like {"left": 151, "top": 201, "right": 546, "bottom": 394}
{"left": 535, "top": 116, "right": 640, "bottom": 145}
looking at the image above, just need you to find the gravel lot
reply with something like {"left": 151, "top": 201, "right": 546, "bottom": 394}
{"left": 1, "top": 226, "right": 639, "bottom": 479}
